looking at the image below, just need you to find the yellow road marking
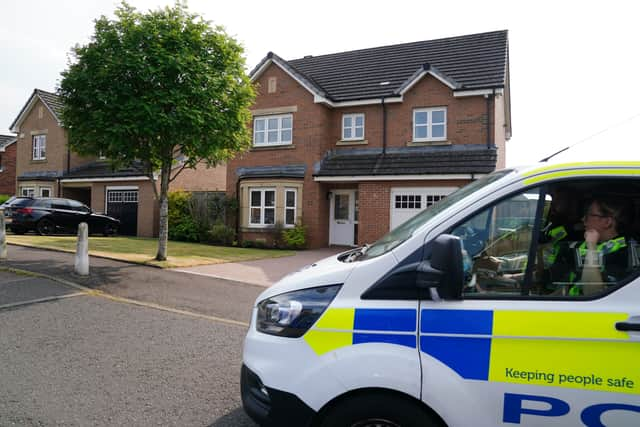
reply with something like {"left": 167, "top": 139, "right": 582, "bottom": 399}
{"left": 0, "top": 266, "right": 249, "bottom": 327}
{"left": 0, "top": 293, "right": 85, "bottom": 311}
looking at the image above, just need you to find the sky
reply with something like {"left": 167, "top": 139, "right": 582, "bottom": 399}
{"left": 1, "top": 0, "right": 639, "bottom": 167}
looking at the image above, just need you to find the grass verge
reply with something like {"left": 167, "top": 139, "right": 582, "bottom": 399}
{"left": 6, "top": 235, "right": 295, "bottom": 268}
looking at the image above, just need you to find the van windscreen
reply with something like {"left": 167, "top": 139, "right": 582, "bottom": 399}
{"left": 361, "top": 169, "right": 514, "bottom": 260}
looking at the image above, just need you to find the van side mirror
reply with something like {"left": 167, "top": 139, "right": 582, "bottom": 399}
{"left": 417, "top": 234, "right": 464, "bottom": 300}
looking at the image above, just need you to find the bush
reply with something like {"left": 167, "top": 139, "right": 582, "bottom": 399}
{"left": 241, "top": 239, "right": 267, "bottom": 249}
{"left": 281, "top": 223, "right": 307, "bottom": 249}
{"left": 0, "top": 194, "right": 10, "bottom": 204}
{"left": 207, "top": 222, "right": 236, "bottom": 246}
{"left": 168, "top": 191, "right": 240, "bottom": 243}
{"left": 168, "top": 191, "right": 200, "bottom": 242}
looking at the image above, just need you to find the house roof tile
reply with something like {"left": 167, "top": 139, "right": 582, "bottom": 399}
{"left": 274, "top": 30, "right": 508, "bottom": 102}
{"left": 314, "top": 145, "right": 497, "bottom": 177}
{"left": 236, "top": 164, "right": 307, "bottom": 179}
{"left": 62, "top": 161, "right": 148, "bottom": 179}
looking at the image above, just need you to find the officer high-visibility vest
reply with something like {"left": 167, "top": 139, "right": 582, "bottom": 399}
{"left": 543, "top": 225, "right": 568, "bottom": 267}
{"left": 568, "top": 236, "right": 627, "bottom": 296}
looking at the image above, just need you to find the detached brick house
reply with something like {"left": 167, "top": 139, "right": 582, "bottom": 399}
{"left": 0, "top": 134, "right": 17, "bottom": 195}
{"left": 9, "top": 89, "right": 226, "bottom": 236}
{"left": 227, "top": 30, "right": 511, "bottom": 248}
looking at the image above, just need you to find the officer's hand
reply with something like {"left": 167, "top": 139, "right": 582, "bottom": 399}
{"left": 584, "top": 229, "right": 599, "bottom": 249}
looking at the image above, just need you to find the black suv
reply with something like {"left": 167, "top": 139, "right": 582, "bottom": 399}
{"left": 9, "top": 197, "right": 120, "bottom": 236}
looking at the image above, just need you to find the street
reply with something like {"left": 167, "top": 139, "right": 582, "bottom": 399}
{"left": 0, "top": 248, "right": 262, "bottom": 426}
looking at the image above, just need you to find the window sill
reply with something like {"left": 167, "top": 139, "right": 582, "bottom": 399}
{"left": 251, "top": 144, "right": 295, "bottom": 151}
{"left": 407, "top": 140, "right": 451, "bottom": 147}
{"left": 30, "top": 159, "right": 48, "bottom": 164}
{"left": 336, "top": 139, "right": 368, "bottom": 146}
{"left": 241, "top": 226, "right": 278, "bottom": 232}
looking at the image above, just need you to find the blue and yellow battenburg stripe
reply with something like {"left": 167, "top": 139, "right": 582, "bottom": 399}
{"left": 304, "top": 308, "right": 417, "bottom": 355}
{"left": 305, "top": 308, "right": 640, "bottom": 395}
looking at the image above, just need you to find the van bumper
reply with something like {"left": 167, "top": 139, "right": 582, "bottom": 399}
{"left": 241, "top": 364, "right": 316, "bottom": 426}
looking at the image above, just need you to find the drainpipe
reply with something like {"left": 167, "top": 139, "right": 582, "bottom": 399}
{"left": 382, "top": 97, "right": 388, "bottom": 155}
{"left": 485, "top": 90, "right": 495, "bottom": 148}
{"left": 235, "top": 177, "right": 241, "bottom": 241}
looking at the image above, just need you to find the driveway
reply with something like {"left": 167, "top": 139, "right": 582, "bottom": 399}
{"left": 172, "top": 247, "right": 347, "bottom": 286}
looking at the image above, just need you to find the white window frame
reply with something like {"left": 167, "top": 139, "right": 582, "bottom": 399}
{"left": 32, "top": 134, "right": 46, "bottom": 160}
{"left": 253, "top": 114, "right": 293, "bottom": 147}
{"left": 39, "top": 187, "right": 52, "bottom": 198}
{"left": 413, "top": 107, "right": 447, "bottom": 142}
{"left": 284, "top": 188, "right": 297, "bottom": 227}
{"left": 342, "top": 113, "right": 365, "bottom": 141}
{"left": 21, "top": 187, "right": 35, "bottom": 197}
{"left": 249, "top": 188, "right": 276, "bottom": 227}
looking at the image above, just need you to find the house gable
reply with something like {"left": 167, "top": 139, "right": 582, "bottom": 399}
{"left": 10, "top": 89, "right": 62, "bottom": 133}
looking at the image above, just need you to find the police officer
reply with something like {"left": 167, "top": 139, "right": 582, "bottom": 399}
{"left": 551, "top": 197, "right": 631, "bottom": 296}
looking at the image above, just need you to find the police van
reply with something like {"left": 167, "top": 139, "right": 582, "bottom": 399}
{"left": 241, "top": 162, "right": 640, "bottom": 427}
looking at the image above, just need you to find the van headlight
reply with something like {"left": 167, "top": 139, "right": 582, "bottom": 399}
{"left": 256, "top": 285, "right": 342, "bottom": 338}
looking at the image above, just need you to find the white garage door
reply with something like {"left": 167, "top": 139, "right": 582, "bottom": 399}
{"left": 390, "top": 187, "right": 458, "bottom": 230}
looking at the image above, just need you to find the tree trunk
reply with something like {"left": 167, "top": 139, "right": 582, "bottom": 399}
{"left": 155, "top": 160, "right": 171, "bottom": 261}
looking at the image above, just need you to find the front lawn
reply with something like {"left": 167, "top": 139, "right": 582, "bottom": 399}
{"left": 6, "top": 235, "right": 295, "bottom": 268}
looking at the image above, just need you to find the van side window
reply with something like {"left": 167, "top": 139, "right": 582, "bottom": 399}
{"left": 449, "top": 179, "right": 640, "bottom": 299}
{"left": 452, "top": 189, "right": 539, "bottom": 296}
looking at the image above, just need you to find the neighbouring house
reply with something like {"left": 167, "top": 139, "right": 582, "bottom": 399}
{"left": 0, "top": 134, "right": 17, "bottom": 195}
{"left": 227, "top": 30, "right": 511, "bottom": 248}
{"left": 9, "top": 89, "right": 226, "bottom": 236}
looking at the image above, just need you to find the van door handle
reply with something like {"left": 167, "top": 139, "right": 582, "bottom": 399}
{"left": 615, "top": 322, "right": 640, "bottom": 331}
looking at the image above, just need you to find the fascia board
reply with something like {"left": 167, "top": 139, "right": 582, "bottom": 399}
{"left": 454, "top": 88, "right": 505, "bottom": 97}
{"left": 314, "top": 174, "right": 485, "bottom": 182}
{"left": 60, "top": 176, "right": 151, "bottom": 183}
{"left": 314, "top": 96, "right": 403, "bottom": 108}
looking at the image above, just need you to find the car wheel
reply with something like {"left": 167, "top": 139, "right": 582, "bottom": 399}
{"left": 103, "top": 223, "right": 118, "bottom": 237}
{"left": 36, "top": 218, "right": 56, "bottom": 236}
{"left": 319, "top": 393, "right": 443, "bottom": 427}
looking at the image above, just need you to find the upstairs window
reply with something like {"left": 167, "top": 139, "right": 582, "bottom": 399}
{"left": 32, "top": 134, "right": 46, "bottom": 160}
{"left": 413, "top": 107, "right": 447, "bottom": 142}
{"left": 253, "top": 114, "right": 292, "bottom": 147}
{"left": 342, "top": 113, "right": 364, "bottom": 140}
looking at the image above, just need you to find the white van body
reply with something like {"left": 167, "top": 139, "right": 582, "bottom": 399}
{"left": 242, "top": 162, "right": 640, "bottom": 427}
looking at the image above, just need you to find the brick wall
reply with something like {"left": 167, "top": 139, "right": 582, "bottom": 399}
{"left": 228, "top": 62, "right": 499, "bottom": 248}
{"left": 171, "top": 161, "right": 226, "bottom": 191}
{"left": 0, "top": 142, "right": 17, "bottom": 195}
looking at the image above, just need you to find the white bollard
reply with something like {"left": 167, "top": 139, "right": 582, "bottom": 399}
{"left": 0, "top": 208, "right": 6, "bottom": 259}
{"left": 74, "top": 222, "right": 89, "bottom": 276}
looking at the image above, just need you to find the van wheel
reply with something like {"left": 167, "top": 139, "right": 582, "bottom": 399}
{"left": 36, "top": 218, "right": 56, "bottom": 236}
{"left": 318, "top": 392, "right": 444, "bottom": 427}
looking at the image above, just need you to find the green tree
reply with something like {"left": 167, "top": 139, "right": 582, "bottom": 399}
{"left": 59, "top": 1, "right": 255, "bottom": 260}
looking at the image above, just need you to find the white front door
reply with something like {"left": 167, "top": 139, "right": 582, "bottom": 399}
{"left": 329, "top": 190, "right": 357, "bottom": 246}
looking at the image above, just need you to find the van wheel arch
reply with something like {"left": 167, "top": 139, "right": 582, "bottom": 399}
{"left": 312, "top": 388, "right": 447, "bottom": 427}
